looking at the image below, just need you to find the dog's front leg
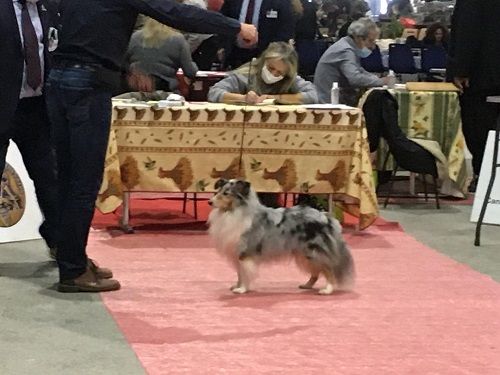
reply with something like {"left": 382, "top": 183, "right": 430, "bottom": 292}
{"left": 231, "top": 254, "right": 254, "bottom": 294}
{"left": 230, "top": 269, "right": 242, "bottom": 291}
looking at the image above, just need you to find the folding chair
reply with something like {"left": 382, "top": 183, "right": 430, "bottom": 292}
{"left": 420, "top": 46, "right": 447, "bottom": 81}
{"left": 361, "top": 45, "right": 386, "bottom": 73}
{"left": 388, "top": 43, "right": 418, "bottom": 74}
{"left": 296, "top": 39, "right": 329, "bottom": 77}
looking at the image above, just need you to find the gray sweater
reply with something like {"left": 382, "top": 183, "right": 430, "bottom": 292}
{"left": 314, "top": 36, "right": 384, "bottom": 105}
{"left": 208, "top": 73, "right": 319, "bottom": 104}
{"left": 127, "top": 32, "right": 198, "bottom": 91}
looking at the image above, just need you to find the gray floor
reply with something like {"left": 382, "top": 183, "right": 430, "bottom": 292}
{"left": 0, "top": 242, "right": 145, "bottom": 375}
{"left": 0, "top": 203, "right": 498, "bottom": 374}
{"left": 381, "top": 203, "right": 500, "bottom": 282}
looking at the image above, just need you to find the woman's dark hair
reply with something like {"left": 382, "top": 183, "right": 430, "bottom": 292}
{"left": 424, "top": 23, "right": 449, "bottom": 45}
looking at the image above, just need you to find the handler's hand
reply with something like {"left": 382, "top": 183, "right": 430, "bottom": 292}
{"left": 239, "top": 23, "right": 258, "bottom": 47}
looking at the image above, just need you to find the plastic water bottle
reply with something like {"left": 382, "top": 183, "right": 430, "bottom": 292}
{"left": 330, "top": 82, "right": 339, "bottom": 104}
{"left": 387, "top": 70, "right": 396, "bottom": 89}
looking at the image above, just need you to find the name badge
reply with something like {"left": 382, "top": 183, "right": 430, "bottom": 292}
{"left": 48, "top": 27, "right": 58, "bottom": 52}
{"left": 266, "top": 10, "right": 278, "bottom": 19}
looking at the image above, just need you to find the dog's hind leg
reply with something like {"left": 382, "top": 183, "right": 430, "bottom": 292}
{"left": 231, "top": 257, "right": 255, "bottom": 294}
{"left": 318, "top": 271, "right": 337, "bottom": 295}
{"left": 295, "top": 254, "right": 320, "bottom": 289}
{"left": 299, "top": 274, "right": 319, "bottom": 289}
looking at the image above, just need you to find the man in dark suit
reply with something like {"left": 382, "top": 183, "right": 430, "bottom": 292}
{"left": 0, "top": 0, "right": 59, "bottom": 254}
{"left": 449, "top": 0, "right": 500, "bottom": 191}
{"left": 221, "top": 0, "right": 294, "bottom": 69}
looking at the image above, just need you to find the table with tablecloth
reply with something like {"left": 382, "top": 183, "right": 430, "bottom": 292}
{"left": 368, "top": 89, "right": 468, "bottom": 196}
{"left": 96, "top": 102, "right": 379, "bottom": 229}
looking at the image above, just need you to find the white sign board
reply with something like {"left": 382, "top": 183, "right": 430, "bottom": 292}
{"left": 0, "top": 141, "right": 43, "bottom": 243}
{"left": 471, "top": 131, "right": 500, "bottom": 225}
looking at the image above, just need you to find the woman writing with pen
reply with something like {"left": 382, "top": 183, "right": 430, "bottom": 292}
{"left": 208, "top": 42, "right": 318, "bottom": 105}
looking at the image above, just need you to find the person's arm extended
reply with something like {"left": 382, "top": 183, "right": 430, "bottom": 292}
{"left": 177, "top": 37, "right": 198, "bottom": 79}
{"left": 127, "top": 0, "right": 256, "bottom": 43}
{"left": 339, "top": 49, "right": 385, "bottom": 88}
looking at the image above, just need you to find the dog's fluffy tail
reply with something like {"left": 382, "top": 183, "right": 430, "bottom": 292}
{"left": 333, "top": 241, "right": 355, "bottom": 290}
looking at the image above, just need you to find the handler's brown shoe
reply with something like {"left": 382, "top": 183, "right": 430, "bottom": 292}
{"left": 88, "top": 259, "right": 113, "bottom": 279}
{"left": 57, "top": 267, "right": 120, "bottom": 293}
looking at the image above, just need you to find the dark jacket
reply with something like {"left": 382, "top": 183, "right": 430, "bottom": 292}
{"left": 295, "top": 0, "right": 318, "bottom": 41}
{"left": 0, "top": 0, "right": 58, "bottom": 135}
{"left": 448, "top": 0, "right": 500, "bottom": 92}
{"left": 221, "top": 0, "right": 294, "bottom": 54}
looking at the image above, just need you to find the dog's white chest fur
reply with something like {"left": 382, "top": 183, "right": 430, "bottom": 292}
{"left": 208, "top": 208, "right": 253, "bottom": 258}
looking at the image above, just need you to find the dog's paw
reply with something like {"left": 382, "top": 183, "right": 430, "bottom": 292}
{"left": 231, "top": 287, "right": 248, "bottom": 294}
{"left": 230, "top": 284, "right": 240, "bottom": 291}
{"left": 318, "top": 285, "right": 335, "bottom": 295}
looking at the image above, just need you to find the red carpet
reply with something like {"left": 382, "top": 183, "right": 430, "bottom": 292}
{"left": 88, "top": 220, "right": 500, "bottom": 374}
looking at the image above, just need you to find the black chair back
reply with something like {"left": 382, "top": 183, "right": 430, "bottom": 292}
{"left": 361, "top": 45, "right": 386, "bottom": 73}
{"left": 421, "top": 46, "right": 447, "bottom": 72}
{"left": 296, "top": 39, "right": 329, "bottom": 77}
{"left": 388, "top": 43, "right": 417, "bottom": 74}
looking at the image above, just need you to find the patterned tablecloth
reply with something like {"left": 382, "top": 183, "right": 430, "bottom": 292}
{"left": 96, "top": 102, "right": 378, "bottom": 229}
{"left": 371, "top": 89, "right": 468, "bottom": 195}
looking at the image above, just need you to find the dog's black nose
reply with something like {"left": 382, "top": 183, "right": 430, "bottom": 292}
{"left": 208, "top": 201, "right": 213, "bottom": 206}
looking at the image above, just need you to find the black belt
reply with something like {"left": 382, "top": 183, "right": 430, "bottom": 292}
{"left": 53, "top": 60, "right": 122, "bottom": 90}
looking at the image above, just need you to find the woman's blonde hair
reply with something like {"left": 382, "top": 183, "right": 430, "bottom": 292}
{"left": 236, "top": 42, "right": 299, "bottom": 94}
{"left": 141, "top": 18, "right": 179, "bottom": 48}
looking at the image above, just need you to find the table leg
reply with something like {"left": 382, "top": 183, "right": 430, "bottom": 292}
{"left": 119, "top": 191, "right": 134, "bottom": 234}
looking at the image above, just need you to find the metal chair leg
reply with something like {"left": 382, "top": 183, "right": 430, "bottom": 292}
{"left": 423, "top": 174, "right": 429, "bottom": 202}
{"left": 384, "top": 164, "right": 398, "bottom": 208}
{"left": 432, "top": 176, "right": 440, "bottom": 209}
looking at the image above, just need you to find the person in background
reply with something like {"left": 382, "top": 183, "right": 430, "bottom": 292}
{"left": 45, "top": 0, "right": 257, "bottom": 293}
{"left": 208, "top": 41, "right": 318, "bottom": 104}
{"left": 387, "top": 0, "right": 413, "bottom": 18}
{"left": 182, "top": 0, "right": 216, "bottom": 53}
{"left": 294, "top": 0, "right": 319, "bottom": 42}
{"left": 221, "top": 0, "right": 295, "bottom": 69}
{"left": 127, "top": 18, "right": 198, "bottom": 92}
{"left": 314, "top": 18, "right": 388, "bottom": 106}
{"left": 449, "top": 0, "right": 500, "bottom": 192}
{"left": 0, "top": 0, "right": 60, "bottom": 258}
{"left": 182, "top": 0, "right": 227, "bottom": 70}
{"left": 336, "top": 0, "right": 370, "bottom": 39}
{"left": 422, "top": 22, "right": 449, "bottom": 50}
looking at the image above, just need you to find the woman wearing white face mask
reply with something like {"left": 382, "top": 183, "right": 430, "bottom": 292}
{"left": 208, "top": 42, "right": 318, "bottom": 105}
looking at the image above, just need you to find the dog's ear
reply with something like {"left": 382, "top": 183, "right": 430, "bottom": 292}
{"left": 214, "top": 179, "right": 228, "bottom": 190}
{"left": 234, "top": 180, "right": 251, "bottom": 197}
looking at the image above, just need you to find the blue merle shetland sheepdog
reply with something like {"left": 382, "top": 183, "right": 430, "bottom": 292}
{"left": 208, "top": 179, "right": 355, "bottom": 295}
